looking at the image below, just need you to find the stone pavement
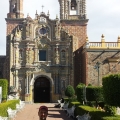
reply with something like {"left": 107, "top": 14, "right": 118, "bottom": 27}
{"left": 14, "top": 103, "right": 73, "bottom": 120}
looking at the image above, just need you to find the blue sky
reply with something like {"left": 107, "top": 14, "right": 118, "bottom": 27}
{"left": 0, "top": 0, "right": 120, "bottom": 55}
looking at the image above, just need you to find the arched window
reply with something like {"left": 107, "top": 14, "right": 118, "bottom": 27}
{"left": 71, "top": 0, "right": 77, "bottom": 10}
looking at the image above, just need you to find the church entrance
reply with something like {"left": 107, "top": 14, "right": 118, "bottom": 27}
{"left": 34, "top": 77, "right": 50, "bottom": 103}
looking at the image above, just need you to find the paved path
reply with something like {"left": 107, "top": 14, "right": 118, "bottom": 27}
{"left": 15, "top": 103, "right": 73, "bottom": 120}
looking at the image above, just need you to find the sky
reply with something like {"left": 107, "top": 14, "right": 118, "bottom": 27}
{"left": 0, "top": 0, "right": 120, "bottom": 55}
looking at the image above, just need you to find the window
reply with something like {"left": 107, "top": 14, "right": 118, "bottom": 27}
{"left": 39, "top": 28, "right": 47, "bottom": 35}
{"left": 39, "top": 50, "right": 46, "bottom": 61}
{"left": 71, "top": 0, "right": 77, "bottom": 10}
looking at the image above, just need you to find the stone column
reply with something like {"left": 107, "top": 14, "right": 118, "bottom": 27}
{"left": 34, "top": 45, "right": 38, "bottom": 62}
{"left": 15, "top": 70, "right": 19, "bottom": 90}
{"left": 55, "top": 45, "right": 60, "bottom": 65}
{"left": 25, "top": 43, "right": 29, "bottom": 65}
{"left": 14, "top": 43, "right": 19, "bottom": 67}
{"left": 77, "top": 0, "right": 80, "bottom": 15}
{"left": 26, "top": 72, "right": 29, "bottom": 94}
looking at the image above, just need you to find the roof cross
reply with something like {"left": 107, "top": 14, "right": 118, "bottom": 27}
{"left": 42, "top": 5, "right": 44, "bottom": 12}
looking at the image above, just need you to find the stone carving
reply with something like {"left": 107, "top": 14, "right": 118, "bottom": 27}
{"left": 26, "top": 23, "right": 30, "bottom": 38}
{"left": 55, "top": 47, "right": 60, "bottom": 64}
{"left": 10, "top": 33, "right": 14, "bottom": 40}
{"left": 14, "top": 28, "right": 22, "bottom": 39}
{"left": 55, "top": 20, "right": 61, "bottom": 39}
{"left": 79, "top": 14, "right": 86, "bottom": 20}
{"left": 35, "top": 64, "right": 49, "bottom": 72}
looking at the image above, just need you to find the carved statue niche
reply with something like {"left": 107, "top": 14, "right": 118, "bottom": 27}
{"left": 14, "top": 27, "right": 22, "bottom": 39}
{"left": 25, "top": 22, "right": 31, "bottom": 38}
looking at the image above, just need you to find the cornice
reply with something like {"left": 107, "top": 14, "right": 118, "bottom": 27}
{"left": 5, "top": 18, "right": 25, "bottom": 22}
{"left": 60, "top": 19, "right": 89, "bottom": 25}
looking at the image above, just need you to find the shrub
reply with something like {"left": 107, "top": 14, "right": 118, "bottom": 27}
{"left": 74, "top": 105, "right": 109, "bottom": 120}
{"left": 76, "top": 83, "right": 85, "bottom": 102}
{"left": 0, "top": 100, "right": 19, "bottom": 117}
{"left": 65, "top": 85, "right": 75, "bottom": 98}
{"left": 0, "top": 79, "right": 8, "bottom": 100}
{"left": 104, "top": 105, "right": 116, "bottom": 116}
{"left": 102, "top": 74, "right": 120, "bottom": 106}
{"left": 86, "top": 86, "right": 104, "bottom": 102}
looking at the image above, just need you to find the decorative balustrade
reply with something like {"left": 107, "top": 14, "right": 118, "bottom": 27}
{"left": 83, "top": 35, "right": 120, "bottom": 49}
{"left": 89, "top": 42, "right": 102, "bottom": 47}
{"left": 83, "top": 39, "right": 120, "bottom": 49}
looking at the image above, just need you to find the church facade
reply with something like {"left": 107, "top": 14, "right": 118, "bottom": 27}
{"left": 4, "top": 0, "right": 87, "bottom": 102}
{"left": 1, "top": 0, "right": 120, "bottom": 102}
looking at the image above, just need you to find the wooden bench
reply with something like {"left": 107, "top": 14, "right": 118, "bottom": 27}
{"left": 66, "top": 105, "right": 75, "bottom": 118}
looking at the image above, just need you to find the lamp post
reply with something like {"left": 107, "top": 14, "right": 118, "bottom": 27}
{"left": 94, "top": 62, "right": 101, "bottom": 86}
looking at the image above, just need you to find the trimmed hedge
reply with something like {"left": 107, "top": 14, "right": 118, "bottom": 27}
{"left": 86, "top": 86, "right": 104, "bottom": 102}
{"left": 74, "top": 105, "right": 113, "bottom": 120}
{"left": 68, "top": 101, "right": 81, "bottom": 108}
{"left": 0, "top": 100, "right": 19, "bottom": 117}
{"left": 0, "top": 79, "right": 8, "bottom": 100}
{"left": 65, "top": 85, "right": 75, "bottom": 98}
{"left": 102, "top": 116, "right": 120, "bottom": 120}
{"left": 102, "top": 74, "right": 120, "bottom": 106}
{"left": 76, "top": 83, "right": 85, "bottom": 102}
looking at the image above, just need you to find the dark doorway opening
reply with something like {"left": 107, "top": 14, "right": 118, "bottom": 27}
{"left": 34, "top": 77, "right": 50, "bottom": 103}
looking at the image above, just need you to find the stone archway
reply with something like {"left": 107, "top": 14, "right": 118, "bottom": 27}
{"left": 34, "top": 76, "right": 50, "bottom": 103}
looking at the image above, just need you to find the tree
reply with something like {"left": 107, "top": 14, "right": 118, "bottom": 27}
{"left": 65, "top": 85, "right": 75, "bottom": 98}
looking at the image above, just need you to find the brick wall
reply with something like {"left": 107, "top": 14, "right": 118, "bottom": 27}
{"left": 85, "top": 50, "right": 120, "bottom": 86}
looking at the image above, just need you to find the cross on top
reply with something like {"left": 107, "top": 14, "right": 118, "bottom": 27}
{"left": 42, "top": 5, "right": 44, "bottom": 12}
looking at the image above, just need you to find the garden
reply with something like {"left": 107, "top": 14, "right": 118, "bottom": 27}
{"left": 0, "top": 79, "right": 24, "bottom": 120}
{"left": 62, "top": 74, "right": 120, "bottom": 120}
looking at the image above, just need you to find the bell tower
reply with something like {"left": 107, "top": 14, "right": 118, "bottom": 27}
{"left": 5, "top": 0, "right": 25, "bottom": 86}
{"left": 58, "top": 0, "right": 88, "bottom": 87}
{"left": 7, "top": 0, "right": 24, "bottom": 18}
{"left": 58, "top": 0, "right": 86, "bottom": 20}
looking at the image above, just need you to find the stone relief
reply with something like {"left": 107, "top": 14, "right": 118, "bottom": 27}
{"left": 35, "top": 64, "right": 49, "bottom": 72}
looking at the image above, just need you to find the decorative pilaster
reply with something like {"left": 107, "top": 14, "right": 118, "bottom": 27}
{"left": 25, "top": 43, "right": 29, "bottom": 65}
{"left": 34, "top": 45, "right": 38, "bottom": 62}
{"left": 82, "top": 0, "right": 86, "bottom": 15}
{"left": 14, "top": 43, "right": 19, "bottom": 67}
{"left": 26, "top": 72, "right": 29, "bottom": 94}
{"left": 55, "top": 45, "right": 60, "bottom": 65}
{"left": 60, "top": 0, "right": 65, "bottom": 19}
{"left": 15, "top": 70, "right": 19, "bottom": 90}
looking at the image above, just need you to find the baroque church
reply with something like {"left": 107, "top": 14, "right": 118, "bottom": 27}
{"left": 0, "top": 0, "right": 120, "bottom": 102}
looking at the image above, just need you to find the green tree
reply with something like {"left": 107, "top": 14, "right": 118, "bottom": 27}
{"left": 65, "top": 85, "right": 75, "bottom": 98}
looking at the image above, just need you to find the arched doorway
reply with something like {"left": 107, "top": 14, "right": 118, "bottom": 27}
{"left": 34, "top": 77, "right": 50, "bottom": 103}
